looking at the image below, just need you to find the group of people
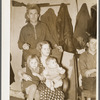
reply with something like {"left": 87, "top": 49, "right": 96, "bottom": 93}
{"left": 17, "top": 3, "right": 97, "bottom": 100}
{"left": 18, "top": 4, "right": 67, "bottom": 100}
{"left": 19, "top": 41, "right": 67, "bottom": 100}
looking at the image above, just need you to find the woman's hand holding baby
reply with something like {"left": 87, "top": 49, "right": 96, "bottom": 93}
{"left": 33, "top": 72, "right": 45, "bottom": 81}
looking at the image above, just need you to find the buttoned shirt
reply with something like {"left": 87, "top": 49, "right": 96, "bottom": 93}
{"left": 18, "top": 21, "right": 55, "bottom": 50}
{"left": 79, "top": 51, "right": 96, "bottom": 77}
{"left": 18, "top": 21, "right": 56, "bottom": 61}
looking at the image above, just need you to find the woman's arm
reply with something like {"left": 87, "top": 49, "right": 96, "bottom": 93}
{"left": 32, "top": 72, "right": 45, "bottom": 81}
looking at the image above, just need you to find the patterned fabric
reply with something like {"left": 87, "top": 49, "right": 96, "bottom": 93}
{"left": 38, "top": 83, "right": 65, "bottom": 100}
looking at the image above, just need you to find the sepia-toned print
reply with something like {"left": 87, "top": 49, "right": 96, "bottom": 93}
{"left": 9, "top": 0, "right": 97, "bottom": 100}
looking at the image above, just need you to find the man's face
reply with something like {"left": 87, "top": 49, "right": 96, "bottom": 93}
{"left": 87, "top": 38, "right": 97, "bottom": 52}
{"left": 27, "top": 9, "right": 39, "bottom": 23}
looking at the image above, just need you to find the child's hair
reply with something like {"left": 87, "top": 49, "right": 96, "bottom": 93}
{"left": 46, "top": 56, "right": 57, "bottom": 65}
{"left": 26, "top": 54, "right": 40, "bottom": 68}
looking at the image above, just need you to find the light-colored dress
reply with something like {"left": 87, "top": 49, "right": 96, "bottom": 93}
{"left": 43, "top": 66, "right": 65, "bottom": 91}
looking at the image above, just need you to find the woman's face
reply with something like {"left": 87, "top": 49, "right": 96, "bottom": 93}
{"left": 41, "top": 44, "right": 51, "bottom": 57}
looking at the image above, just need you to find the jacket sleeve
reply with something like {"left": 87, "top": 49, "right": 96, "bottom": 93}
{"left": 18, "top": 28, "right": 25, "bottom": 49}
{"left": 79, "top": 54, "right": 88, "bottom": 77}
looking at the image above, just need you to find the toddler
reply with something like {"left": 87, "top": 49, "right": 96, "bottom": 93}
{"left": 22, "top": 55, "right": 44, "bottom": 100}
{"left": 43, "top": 56, "right": 65, "bottom": 91}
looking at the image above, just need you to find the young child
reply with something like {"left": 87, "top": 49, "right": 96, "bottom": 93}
{"left": 43, "top": 56, "right": 65, "bottom": 91}
{"left": 22, "top": 55, "right": 44, "bottom": 100}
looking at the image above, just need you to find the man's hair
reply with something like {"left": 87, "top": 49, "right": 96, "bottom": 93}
{"left": 25, "top": 4, "right": 40, "bottom": 23}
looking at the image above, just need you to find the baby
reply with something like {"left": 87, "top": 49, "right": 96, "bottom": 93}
{"left": 43, "top": 56, "right": 65, "bottom": 91}
{"left": 22, "top": 55, "right": 44, "bottom": 100}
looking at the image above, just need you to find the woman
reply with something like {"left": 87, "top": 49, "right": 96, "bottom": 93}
{"left": 36, "top": 41, "right": 68, "bottom": 100}
{"left": 19, "top": 41, "right": 68, "bottom": 100}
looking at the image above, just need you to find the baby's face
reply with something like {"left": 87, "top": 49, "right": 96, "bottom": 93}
{"left": 48, "top": 59, "right": 58, "bottom": 68}
{"left": 29, "top": 58, "right": 38, "bottom": 69}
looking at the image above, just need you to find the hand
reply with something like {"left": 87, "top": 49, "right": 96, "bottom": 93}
{"left": 90, "top": 72, "right": 96, "bottom": 77}
{"left": 91, "top": 69, "right": 96, "bottom": 73}
{"left": 22, "top": 43, "right": 30, "bottom": 50}
{"left": 85, "top": 70, "right": 91, "bottom": 77}
{"left": 85, "top": 69, "right": 96, "bottom": 77}
{"left": 32, "top": 72, "right": 38, "bottom": 76}
{"left": 57, "top": 46, "right": 63, "bottom": 52}
{"left": 58, "top": 67, "right": 65, "bottom": 74}
{"left": 54, "top": 44, "right": 63, "bottom": 52}
{"left": 60, "top": 69, "right": 65, "bottom": 74}
{"left": 40, "top": 76, "right": 45, "bottom": 81}
{"left": 23, "top": 74, "right": 32, "bottom": 81}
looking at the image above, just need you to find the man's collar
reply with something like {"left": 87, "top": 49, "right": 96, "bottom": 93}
{"left": 29, "top": 21, "right": 40, "bottom": 27}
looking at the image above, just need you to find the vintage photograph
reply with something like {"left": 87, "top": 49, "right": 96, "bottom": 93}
{"left": 9, "top": 0, "right": 97, "bottom": 100}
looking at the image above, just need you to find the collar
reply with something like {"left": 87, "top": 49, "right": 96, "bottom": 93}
{"left": 28, "top": 21, "right": 41, "bottom": 28}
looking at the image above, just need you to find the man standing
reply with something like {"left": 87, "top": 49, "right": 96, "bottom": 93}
{"left": 18, "top": 4, "right": 60, "bottom": 67}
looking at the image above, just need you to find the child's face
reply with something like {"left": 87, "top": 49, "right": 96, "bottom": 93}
{"left": 47, "top": 59, "right": 58, "bottom": 68}
{"left": 29, "top": 58, "right": 38, "bottom": 69}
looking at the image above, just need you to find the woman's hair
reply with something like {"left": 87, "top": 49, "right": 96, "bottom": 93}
{"left": 26, "top": 54, "right": 40, "bottom": 68}
{"left": 36, "top": 41, "right": 51, "bottom": 53}
{"left": 25, "top": 3, "right": 40, "bottom": 23}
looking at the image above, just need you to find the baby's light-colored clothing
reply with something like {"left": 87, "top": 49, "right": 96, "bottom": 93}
{"left": 46, "top": 78, "right": 63, "bottom": 91}
{"left": 43, "top": 66, "right": 65, "bottom": 90}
